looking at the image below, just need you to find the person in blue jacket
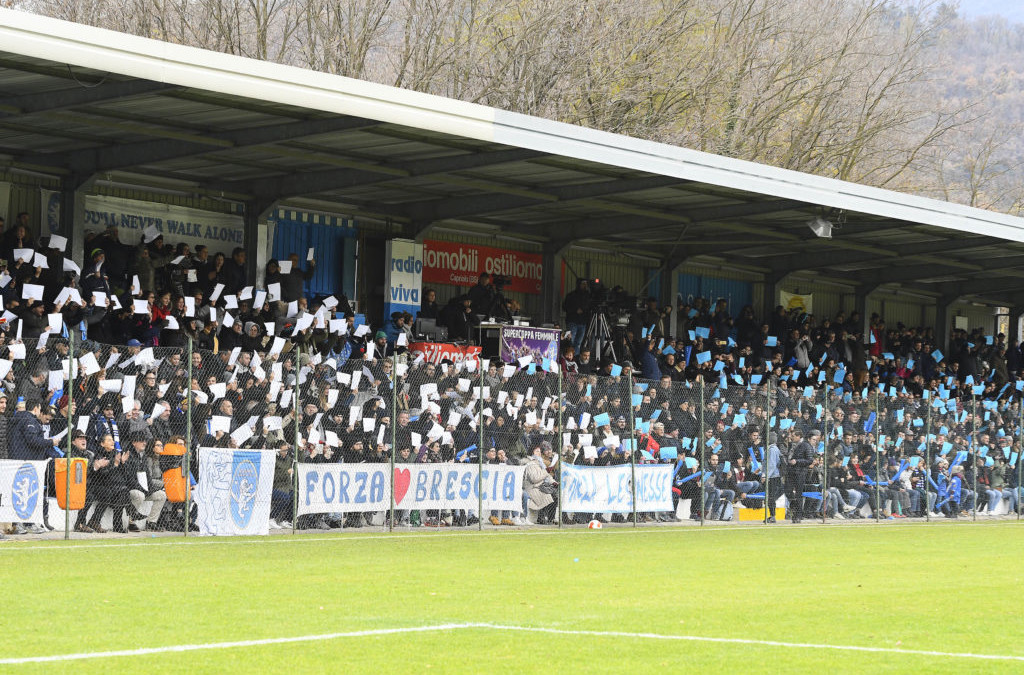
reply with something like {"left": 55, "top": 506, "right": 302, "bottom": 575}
{"left": 9, "top": 400, "right": 55, "bottom": 461}
{"left": 7, "top": 401, "right": 56, "bottom": 534}
{"left": 943, "top": 464, "right": 966, "bottom": 518}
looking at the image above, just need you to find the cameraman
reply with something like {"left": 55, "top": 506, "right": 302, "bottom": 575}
{"left": 632, "top": 296, "right": 668, "bottom": 339}
{"left": 563, "top": 279, "right": 591, "bottom": 352}
{"left": 468, "top": 272, "right": 493, "bottom": 315}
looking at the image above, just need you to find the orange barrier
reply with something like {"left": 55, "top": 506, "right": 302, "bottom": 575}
{"left": 54, "top": 457, "right": 88, "bottom": 510}
{"left": 162, "top": 442, "right": 187, "bottom": 456}
{"left": 161, "top": 443, "right": 190, "bottom": 503}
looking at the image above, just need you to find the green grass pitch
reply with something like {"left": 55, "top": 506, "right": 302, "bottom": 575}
{"left": 2, "top": 521, "right": 1023, "bottom": 673}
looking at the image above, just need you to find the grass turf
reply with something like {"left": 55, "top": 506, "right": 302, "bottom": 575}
{"left": 2, "top": 521, "right": 1024, "bottom": 673}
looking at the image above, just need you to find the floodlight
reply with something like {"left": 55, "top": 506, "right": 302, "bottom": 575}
{"left": 807, "top": 217, "right": 833, "bottom": 239}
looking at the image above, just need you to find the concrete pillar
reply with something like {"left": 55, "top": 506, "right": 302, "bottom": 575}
{"left": 540, "top": 240, "right": 573, "bottom": 326}
{"left": 660, "top": 254, "right": 687, "bottom": 340}
{"left": 668, "top": 268, "right": 680, "bottom": 340}
{"left": 762, "top": 272, "right": 786, "bottom": 324}
{"left": 1010, "top": 307, "right": 1024, "bottom": 343}
{"left": 854, "top": 284, "right": 878, "bottom": 340}
{"left": 245, "top": 199, "right": 277, "bottom": 287}
{"left": 60, "top": 174, "right": 93, "bottom": 267}
{"left": 934, "top": 294, "right": 958, "bottom": 353}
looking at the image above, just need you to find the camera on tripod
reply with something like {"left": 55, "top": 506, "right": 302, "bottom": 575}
{"left": 587, "top": 278, "right": 636, "bottom": 317}
{"left": 491, "top": 274, "right": 511, "bottom": 290}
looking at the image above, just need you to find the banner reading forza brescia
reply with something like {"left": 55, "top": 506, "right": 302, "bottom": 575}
{"left": 296, "top": 463, "right": 525, "bottom": 515}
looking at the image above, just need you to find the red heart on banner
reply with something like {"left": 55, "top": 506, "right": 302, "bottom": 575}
{"left": 394, "top": 468, "right": 411, "bottom": 504}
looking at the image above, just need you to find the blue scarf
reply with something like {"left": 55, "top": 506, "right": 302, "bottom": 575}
{"left": 98, "top": 414, "right": 121, "bottom": 451}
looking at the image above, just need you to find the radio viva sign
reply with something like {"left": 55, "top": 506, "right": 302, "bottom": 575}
{"left": 384, "top": 239, "right": 423, "bottom": 320}
{"left": 422, "top": 240, "right": 543, "bottom": 295}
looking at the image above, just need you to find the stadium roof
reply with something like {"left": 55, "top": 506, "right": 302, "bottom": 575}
{"left": 0, "top": 8, "right": 1022, "bottom": 308}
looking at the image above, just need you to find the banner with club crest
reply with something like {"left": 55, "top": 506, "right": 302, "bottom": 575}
{"left": 0, "top": 460, "right": 47, "bottom": 523}
{"left": 194, "top": 448, "right": 275, "bottom": 536}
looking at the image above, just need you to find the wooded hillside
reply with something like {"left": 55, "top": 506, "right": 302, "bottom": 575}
{"left": 10, "top": 0, "right": 1024, "bottom": 214}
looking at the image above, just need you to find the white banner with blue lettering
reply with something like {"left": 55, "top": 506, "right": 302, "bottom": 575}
{"left": 194, "top": 448, "right": 275, "bottom": 536}
{"left": 297, "top": 463, "right": 525, "bottom": 515}
{"left": 561, "top": 464, "right": 674, "bottom": 514}
{"left": 43, "top": 190, "right": 245, "bottom": 256}
{"left": 0, "top": 460, "right": 47, "bottom": 523}
{"left": 383, "top": 238, "right": 423, "bottom": 321}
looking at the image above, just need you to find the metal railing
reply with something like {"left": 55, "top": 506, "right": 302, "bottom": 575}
{"left": 1, "top": 336, "right": 1020, "bottom": 539}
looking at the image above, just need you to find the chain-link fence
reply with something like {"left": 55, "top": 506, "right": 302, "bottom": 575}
{"left": 2, "top": 335, "right": 1022, "bottom": 539}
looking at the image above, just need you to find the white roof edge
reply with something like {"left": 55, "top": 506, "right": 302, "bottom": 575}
{"left": 1, "top": 8, "right": 1023, "bottom": 244}
{"left": 0, "top": 8, "right": 496, "bottom": 142}
{"left": 493, "top": 109, "right": 1024, "bottom": 244}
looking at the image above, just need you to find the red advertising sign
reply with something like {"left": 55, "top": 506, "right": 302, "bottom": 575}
{"left": 422, "top": 240, "right": 543, "bottom": 295}
{"left": 409, "top": 342, "right": 483, "bottom": 366}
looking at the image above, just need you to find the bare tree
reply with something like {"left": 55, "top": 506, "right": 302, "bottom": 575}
{"left": 294, "top": 0, "right": 392, "bottom": 79}
{"left": 11, "top": 0, "right": 1024, "bottom": 215}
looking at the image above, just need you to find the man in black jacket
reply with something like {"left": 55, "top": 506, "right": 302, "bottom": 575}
{"left": 563, "top": 279, "right": 591, "bottom": 352}
{"left": 280, "top": 252, "right": 315, "bottom": 302}
{"left": 786, "top": 429, "right": 817, "bottom": 523}
{"left": 222, "top": 247, "right": 247, "bottom": 295}
{"left": 467, "top": 273, "right": 494, "bottom": 316}
{"left": 440, "top": 295, "right": 478, "bottom": 343}
{"left": 124, "top": 434, "right": 166, "bottom": 532}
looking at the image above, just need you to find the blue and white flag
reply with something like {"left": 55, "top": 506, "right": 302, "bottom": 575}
{"left": 560, "top": 464, "right": 673, "bottom": 514}
{"left": 0, "top": 460, "right": 47, "bottom": 523}
{"left": 194, "top": 448, "right": 275, "bottom": 536}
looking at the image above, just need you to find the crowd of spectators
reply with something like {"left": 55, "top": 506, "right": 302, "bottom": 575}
{"left": 0, "top": 219, "right": 1022, "bottom": 538}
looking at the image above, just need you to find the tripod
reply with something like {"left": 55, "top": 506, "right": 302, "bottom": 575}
{"left": 583, "top": 310, "right": 616, "bottom": 362}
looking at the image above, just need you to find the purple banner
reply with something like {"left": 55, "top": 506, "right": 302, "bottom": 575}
{"left": 499, "top": 326, "right": 561, "bottom": 365}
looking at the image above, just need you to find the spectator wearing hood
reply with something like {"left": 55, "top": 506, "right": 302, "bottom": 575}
{"left": 241, "top": 321, "right": 264, "bottom": 352}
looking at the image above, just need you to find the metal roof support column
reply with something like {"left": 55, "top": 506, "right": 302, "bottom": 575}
{"left": 855, "top": 284, "right": 879, "bottom": 342}
{"left": 762, "top": 272, "right": 786, "bottom": 326}
{"left": 60, "top": 173, "right": 94, "bottom": 269}
{"left": 1010, "top": 308, "right": 1024, "bottom": 344}
{"left": 935, "top": 294, "right": 959, "bottom": 353}
{"left": 541, "top": 239, "right": 573, "bottom": 326}
{"left": 660, "top": 254, "right": 688, "bottom": 340}
{"left": 245, "top": 198, "right": 277, "bottom": 287}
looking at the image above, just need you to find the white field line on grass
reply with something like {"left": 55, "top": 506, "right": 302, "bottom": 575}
{"left": 1, "top": 519, "right": 1021, "bottom": 554}
{"left": 2, "top": 622, "right": 1024, "bottom": 665}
